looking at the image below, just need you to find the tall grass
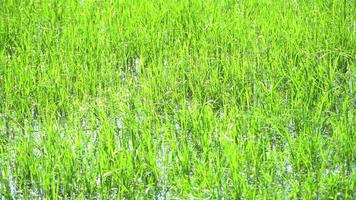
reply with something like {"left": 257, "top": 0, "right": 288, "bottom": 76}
{"left": 0, "top": 0, "right": 355, "bottom": 199}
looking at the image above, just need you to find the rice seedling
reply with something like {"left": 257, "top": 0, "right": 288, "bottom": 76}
{"left": 0, "top": 0, "right": 355, "bottom": 199}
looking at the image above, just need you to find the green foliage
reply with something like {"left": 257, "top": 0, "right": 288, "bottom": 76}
{"left": 0, "top": 0, "right": 355, "bottom": 199}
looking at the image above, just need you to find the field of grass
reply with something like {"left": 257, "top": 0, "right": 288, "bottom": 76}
{"left": 0, "top": 0, "right": 355, "bottom": 199}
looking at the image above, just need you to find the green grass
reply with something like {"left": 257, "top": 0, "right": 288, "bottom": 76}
{"left": 0, "top": 0, "right": 355, "bottom": 199}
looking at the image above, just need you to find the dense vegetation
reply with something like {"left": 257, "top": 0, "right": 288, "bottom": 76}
{"left": 0, "top": 0, "right": 355, "bottom": 199}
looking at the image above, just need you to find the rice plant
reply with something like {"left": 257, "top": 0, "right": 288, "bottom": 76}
{"left": 0, "top": 0, "right": 355, "bottom": 199}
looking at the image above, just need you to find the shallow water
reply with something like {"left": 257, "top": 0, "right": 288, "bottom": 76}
{"left": 0, "top": 112, "right": 352, "bottom": 198}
